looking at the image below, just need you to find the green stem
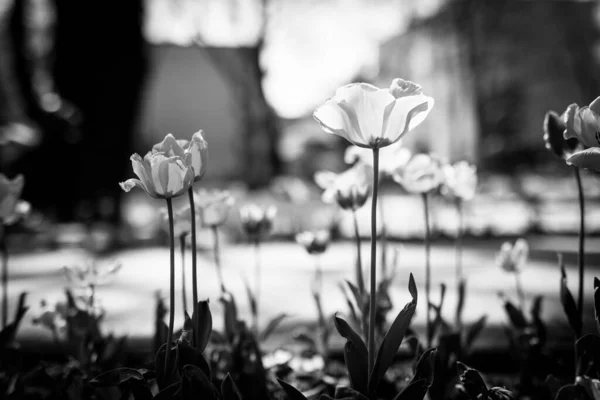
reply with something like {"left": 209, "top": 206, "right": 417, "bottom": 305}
{"left": 379, "top": 196, "right": 387, "bottom": 279}
{"left": 455, "top": 199, "right": 464, "bottom": 330}
{"left": 212, "top": 225, "right": 226, "bottom": 294}
{"left": 313, "top": 255, "right": 327, "bottom": 354}
{"left": 1, "top": 229, "right": 7, "bottom": 329}
{"left": 515, "top": 271, "right": 525, "bottom": 312}
{"left": 422, "top": 193, "right": 432, "bottom": 348}
{"left": 187, "top": 188, "right": 199, "bottom": 347}
{"left": 254, "top": 240, "right": 261, "bottom": 334}
{"left": 574, "top": 167, "right": 585, "bottom": 321}
{"left": 165, "top": 198, "right": 176, "bottom": 377}
{"left": 368, "top": 148, "right": 379, "bottom": 375}
{"left": 353, "top": 210, "right": 368, "bottom": 341}
{"left": 180, "top": 233, "right": 188, "bottom": 316}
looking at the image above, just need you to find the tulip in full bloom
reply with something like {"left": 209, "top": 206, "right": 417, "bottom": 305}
{"left": 314, "top": 163, "right": 371, "bottom": 211}
{"left": 392, "top": 154, "right": 443, "bottom": 194}
{"left": 194, "top": 189, "right": 235, "bottom": 228}
{"left": 239, "top": 204, "right": 277, "bottom": 241}
{"left": 543, "top": 110, "right": 582, "bottom": 161}
{"left": 0, "top": 174, "right": 25, "bottom": 224}
{"left": 441, "top": 161, "right": 478, "bottom": 201}
{"left": 313, "top": 79, "right": 434, "bottom": 149}
{"left": 344, "top": 143, "right": 412, "bottom": 178}
{"left": 296, "top": 230, "right": 330, "bottom": 255}
{"left": 64, "top": 259, "right": 123, "bottom": 288}
{"left": 496, "top": 239, "right": 528, "bottom": 273}
{"left": 119, "top": 151, "right": 195, "bottom": 199}
{"left": 563, "top": 97, "right": 600, "bottom": 171}
{"left": 152, "top": 130, "right": 208, "bottom": 181}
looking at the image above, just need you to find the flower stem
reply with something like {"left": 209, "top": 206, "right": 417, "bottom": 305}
{"left": 368, "top": 148, "right": 379, "bottom": 375}
{"left": 422, "top": 193, "right": 432, "bottom": 348}
{"left": 352, "top": 210, "right": 365, "bottom": 295}
{"left": 313, "top": 255, "right": 327, "bottom": 355}
{"left": 165, "top": 198, "right": 176, "bottom": 377}
{"left": 574, "top": 167, "right": 585, "bottom": 321}
{"left": 515, "top": 271, "right": 525, "bottom": 312}
{"left": 179, "top": 233, "right": 188, "bottom": 316}
{"left": 254, "top": 239, "right": 261, "bottom": 334}
{"left": 187, "top": 188, "right": 199, "bottom": 347}
{"left": 1, "top": 228, "right": 7, "bottom": 329}
{"left": 379, "top": 196, "right": 387, "bottom": 279}
{"left": 212, "top": 225, "right": 226, "bottom": 294}
{"left": 455, "top": 199, "right": 464, "bottom": 330}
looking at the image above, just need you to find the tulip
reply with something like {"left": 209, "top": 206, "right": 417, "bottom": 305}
{"left": 393, "top": 153, "right": 443, "bottom": 194}
{"left": 564, "top": 97, "right": 600, "bottom": 149}
{"left": 315, "top": 165, "right": 369, "bottom": 298}
{"left": 239, "top": 203, "right": 277, "bottom": 333}
{"left": 119, "top": 152, "right": 195, "bottom": 199}
{"left": 239, "top": 204, "right": 277, "bottom": 242}
{"left": 344, "top": 143, "right": 412, "bottom": 179}
{"left": 194, "top": 189, "right": 234, "bottom": 294}
{"left": 0, "top": 174, "right": 25, "bottom": 224}
{"left": 63, "top": 260, "right": 122, "bottom": 289}
{"left": 296, "top": 230, "right": 331, "bottom": 255}
{"left": 441, "top": 161, "right": 477, "bottom": 202}
{"left": 496, "top": 239, "right": 528, "bottom": 310}
{"left": 544, "top": 109, "right": 586, "bottom": 322}
{"left": 194, "top": 189, "right": 235, "bottom": 228}
{"left": 152, "top": 130, "right": 208, "bottom": 182}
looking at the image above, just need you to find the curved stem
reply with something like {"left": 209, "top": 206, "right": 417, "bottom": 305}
{"left": 212, "top": 225, "right": 226, "bottom": 294}
{"left": 165, "top": 198, "right": 176, "bottom": 377}
{"left": 574, "top": 167, "right": 585, "bottom": 320}
{"left": 1, "top": 230, "right": 7, "bottom": 329}
{"left": 422, "top": 193, "right": 432, "bottom": 348}
{"left": 179, "top": 234, "right": 188, "bottom": 316}
{"left": 368, "top": 148, "right": 379, "bottom": 375}
{"left": 254, "top": 240, "right": 261, "bottom": 334}
{"left": 187, "top": 188, "right": 199, "bottom": 347}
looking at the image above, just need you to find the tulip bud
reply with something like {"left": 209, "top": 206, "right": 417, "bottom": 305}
{"left": 496, "top": 239, "right": 528, "bottom": 273}
{"left": 441, "top": 161, "right": 478, "bottom": 201}
{"left": 0, "top": 174, "right": 25, "bottom": 224}
{"left": 392, "top": 153, "right": 443, "bottom": 194}
{"left": 543, "top": 110, "right": 582, "bottom": 160}
{"left": 314, "top": 164, "right": 371, "bottom": 211}
{"left": 194, "top": 189, "right": 235, "bottom": 228}
{"left": 296, "top": 230, "right": 330, "bottom": 255}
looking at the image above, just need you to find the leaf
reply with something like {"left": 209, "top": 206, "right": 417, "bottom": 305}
{"left": 393, "top": 379, "right": 429, "bottom": 400}
{"left": 408, "top": 273, "right": 418, "bottom": 303}
{"left": 411, "top": 348, "right": 436, "bottom": 385}
{"left": 220, "top": 293, "right": 239, "bottom": 343}
{"left": 243, "top": 278, "right": 258, "bottom": 317}
{"left": 555, "top": 383, "right": 591, "bottom": 400}
{"left": 503, "top": 300, "right": 527, "bottom": 329}
{"left": 259, "top": 313, "right": 288, "bottom": 342}
{"left": 368, "top": 297, "right": 417, "bottom": 397}
{"left": 155, "top": 342, "right": 178, "bottom": 390}
{"left": 340, "top": 283, "right": 360, "bottom": 328}
{"left": 179, "top": 365, "right": 219, "bottom": 400}
{"left": 221, "top": 374, "right": 242, "bottom": 400}
{"left": 277, "top": 379, "right": 309, "bottom": 400}
{"left": 343, "top": 341, "right": 369, "bottom": 395}
{"left": 456, "top": 278, "right": 466, "bottom": 327}
{"left": 333, "top": 314, "right": 368, "bottom": 361}
{"left": 176, "top": 339, "right": 211, "bottom": 379}
{"left": 88, "top": 368, "right": 146, "bottom": 387}
{"left": 530, "top": 295, "right": 543, "bottom": 320}
{"left": 192, "top": 300, "right": 212, "bottom": 352}
{"left": 333, "top": 386, "right": 370, "bottom": 399}
{"left": 457, "top": 362, "right": 487, "bottom": 399}
{"left": 153, "top": 381, "right": 180, "bottom": 400}
{"left": 560, "top": 265, "right": 582, "bottom": 338}
{"left": 464, "top": 315, "right": 487, "bottom": 351}
{"left": 575, "top": 334, "right": 600, "bottom": 377}
{"left": 346, "top": 280, "right": 365, "bottom": 313}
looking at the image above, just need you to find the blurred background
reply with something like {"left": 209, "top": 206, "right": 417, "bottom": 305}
{"left": 2, "top": 0, "right": 600, "bottom": 245}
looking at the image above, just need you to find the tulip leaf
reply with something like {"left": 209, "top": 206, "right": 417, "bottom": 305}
{"left": 259, "top": 313, "right": 288, "bottom": 342}
{"left": 412, "top": 348, "right": 436, "bottom": 385}
{"left": 393, "top": 379, "right": 429, "bottom": 400}
{"left": 346, "top": 280, "right": 366, "bottom": 312}
{"left": 555, "top": 384, "right": 590, "bottom": 400}
{"left": 560, "top": 265, "right": 582, "bottom": 338}
{"left": 457, "top": 362, "right": 488, "bottom": 399}
{"left": 503, "top": 300, "right": 527, "bottom": 329}
{"left": 464, "top": 315, "right": 487, "bottom": 351}
{"left": 153, "top": 381, "right": 180, "bottom": 400}
{"left": 333, "top": 314, "right": 368, "bottom": 360}
{"left": 220, "top": 293, "right": 239, "bottom": 343}
{"left": 277, "top": 379, "right": 309, "bottom": 400}
{"left": 575, "top": 334, "right": 600, "bottom": 377}
{"left": 368, "top": 297, "right": 417, "bottom": 397}
{"left": 154, "top": 343, "right": 179, "bottom": 390}
{"left": 340, "top": 283, "right": 360, "bottom": 328}
{"left": 343, "top": 340, "right": 369, "bottom": 395}
{"left": 455, "top": 278, "right": 466, "bottom": 327}
{"left": 88, "top": 368, "right": 146, "bottom": 387}
{"left": 408, "top": 273, "right": 418, "bottom": 303}
{"left": 180, "top": 365, "right": 219, "bottom": 400}
{"left": 530, "top": 295, "right": 543, "bottom": 320}
{"left": 192, "top": 300, "right": 212, "bottom": 352}
{"left": 334, "top": 386, "right": 370, "bottom": 400}
{"left": 176, "top": 340, "right": 211, "bottom": 379}
{"left": 221, "top": 374, "right": 242, "bottom": 400}
{"left": 243, "top": 278, "right": 258, "bottom": 318}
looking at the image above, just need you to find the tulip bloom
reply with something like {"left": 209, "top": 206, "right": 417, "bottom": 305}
{"left": 63, "top": 260, "right": 122, "bottom": 289}
{"left": 152, "top": 130, "right": 208, "bottom": 181}
{"left": 543, "top": 110, "right": 582, "bottom": 161}
{"left": 239, "top": 204, "right": 277, "bottom": 241}
{"left": 119, "top": 152, "right": 195, "bottom": 199}
{"left": 563, "top": 98, "right": 600, "bottom": 171}
{"left": 441, "top": 161, "right": 478, "bottom": 201}
{"left": 344, "top": 143, "right": 412, "bottom": 178}
{"left": 160, "top": 205, "right": 194, "bottom": 237}
{"left": 496, "top": 239, "right": 528, "bottom": 274}
{"left": 296, "top": 230, "right": 330, "bottom": 255}
{"left": 314, "top": 164, "right": 371, "bottom": 211}
{"left": 393, "top": 154, "right": 443, "bottom": 194}
{"left": 313, "top": 79, "right": 433, "bottom": 149}
{"left": 194, "top": 189, "right": 235, "bottom": 228}
{"left": 0, "top": 174, "right": 25, "bottom": 224}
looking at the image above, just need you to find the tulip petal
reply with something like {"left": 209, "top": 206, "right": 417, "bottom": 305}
{"left": 187, "top": 130, "right": 208, "bottom": 181}
{"left": 131, "top": 154, "right": 156, "bottom": 195}
{"left": 152, "top": 134, "right": 186, "bottom": 157}
{"left": 314, "top": 100, "right": 367, "bottom": 147}
{"left": 567, "top": 148, "right": 600, "bottom": 171}
{"left": 389, "top": 78, "right": 423, "bottom": 98}
{"left": 314, "top": 171, "right": 339, "bottom": 190}
{"left": 564, "top": 103, "right": 581, "bottom": 141}
{"left": 119, "top": 178, "right": 153, "bottom": 197}
{"left": 383, "top": 95, "right": 433, "bottom": 144}
{"left": 578, "top": 107, "right": 600, "bottom": 147}
{"left": 590, "top": 96, "right": 600, "bottom": 114}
